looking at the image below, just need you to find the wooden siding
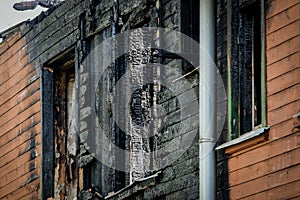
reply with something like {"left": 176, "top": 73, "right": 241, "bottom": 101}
{"left": 0, "top": 33, "right": 41, "bottom": 199}
{"left": 228, "top": 0, "right": 300, "bottom": 199}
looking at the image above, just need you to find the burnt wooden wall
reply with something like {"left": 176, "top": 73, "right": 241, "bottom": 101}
{"left": 0, "top": 0, "right": 202, "bottom": 199}
{"left": 1, "top": 0, "right": 298, "bottom": 199}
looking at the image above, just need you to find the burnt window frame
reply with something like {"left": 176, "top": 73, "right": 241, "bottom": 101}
{"left": 41, "top": 68, "right": 54, "bottom": 200}
{"left": 41, "top": 50, "right": 76, "bottom": 200}
{"left": 228, "top": 0, "right": 267, "bottom": 140}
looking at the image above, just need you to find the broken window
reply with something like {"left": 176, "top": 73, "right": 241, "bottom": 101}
{"left": 53, "top": 67, "right": 77, "bottom": 199}
{"left": 41, "top": 51, "right": 77, "bottom": 200}
{"left": 78, "top": 0, "right": 199, "bottom": 196}
{"left": 228, "top": 0, "right": 266, "bottom": 139}
{"left": 79, "top": 25, "right": 159, "bottom": 199}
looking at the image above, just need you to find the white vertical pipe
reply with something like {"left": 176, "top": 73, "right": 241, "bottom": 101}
{"left": 199, "top": 0, "right": 216, "bottom": 199}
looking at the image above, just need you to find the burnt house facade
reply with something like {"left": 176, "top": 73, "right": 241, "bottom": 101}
{"left": 0, "top": 0, "right": 299, "bottom": 200}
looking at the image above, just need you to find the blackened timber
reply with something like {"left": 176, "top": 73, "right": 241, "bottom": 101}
{"left": 41, "top": 68, "right": 54, "bottom": 200}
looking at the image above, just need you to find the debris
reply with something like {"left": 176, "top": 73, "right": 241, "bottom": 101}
{"left": 13, "top": 1, "right": 37, "bottom": 11}
{"left": 13, "top": 0, "right": 63, "bottom": 11}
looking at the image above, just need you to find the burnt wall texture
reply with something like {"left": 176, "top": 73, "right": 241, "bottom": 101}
{"left": 77, "top": 0, "right": 201, "bottom": 199}
{"left": 0, "top": 0, "right": 298, "bottom": 199}
{"left": 216, "top": 0, "right": 230, "bottom": 199}
{"left": 1, "top": 0, "right": 201, "bottom": 199}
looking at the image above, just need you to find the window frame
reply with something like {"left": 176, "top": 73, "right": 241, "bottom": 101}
{"left": 227, "top": 0, "right": 266, "bottom": 141}
{"left": 41, "top": 50, "right": 76, "bottom": 199}
{"left": 41, "top": 68, "right": 54, "bottom": 200}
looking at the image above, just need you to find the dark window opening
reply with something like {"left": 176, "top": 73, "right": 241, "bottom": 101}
{"left": 41, "top": 51, "right": 76, "bottom": 200}
{"left": 239, "top": 1, "right": 262, "bottom": 134}
{"left": 181, "top": 0, "right": 200, "bottom": 74}
{"left": 228, "top": 0, "right": 265, "bottom": 140}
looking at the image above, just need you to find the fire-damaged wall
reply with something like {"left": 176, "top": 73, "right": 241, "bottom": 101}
{"left": 76, "top": 0, "right": 201, "bottom": 199}
{"left": 1, "top": 0, "right": 298, "bottom": 199}
{"left": 0, "top": 0, "right": 202, "bottom": 199}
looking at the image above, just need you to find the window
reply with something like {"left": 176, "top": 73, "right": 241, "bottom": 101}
{"left": 228, "top": 0, "right": 266, "bottom": 140}
{"left": 80, "top": 31, "right": 157, "bottom": 197}
{"left": 181, "top": 0, "right": 200, "bottom": 74}
{"left": 41, "top": 51, "right": 76, "bottom": 200}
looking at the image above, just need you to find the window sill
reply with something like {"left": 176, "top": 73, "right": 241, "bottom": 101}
{"left": 216, "top": 126, "right": 269, "bottom": 155}
{"left": 105, "top": 171, "right": 162, "bottom": 200}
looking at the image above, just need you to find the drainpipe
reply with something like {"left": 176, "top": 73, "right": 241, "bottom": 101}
{"left": 199, "top": 0, "right": 216, "bottom": 199}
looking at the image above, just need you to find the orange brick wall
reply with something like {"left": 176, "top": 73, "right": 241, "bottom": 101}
{"left": 228, "top": 0, "right": 300, "bottom": 199}
{"left": 0, "top": 32, "right": 41, "bottom": 200}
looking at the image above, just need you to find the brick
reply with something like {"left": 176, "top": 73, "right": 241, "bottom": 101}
{"left": 266, "top": 0, "right": 299, "bottom": 19}
{"left": 230, "top": 164, "right": 300, "bottom": 199}
{"left": 266, "top": 4, "right": 299, "bottom": 34}
{"left": 119, "top": 0, "right": 144, "bottom": 16}
{"left": 267, "top": 52, "right": 299, "bottom": 81}
{"left": 267, "top": 84, "right": 300, "bottom": 111}
{"left": 266, "top": 20, "right": 299, "bottom": 50}
{"left": 267, "top": 68, "right": 299, "bottom": 95}
{"left": 0, "top": 47, "right": 28, "bottom": 78}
